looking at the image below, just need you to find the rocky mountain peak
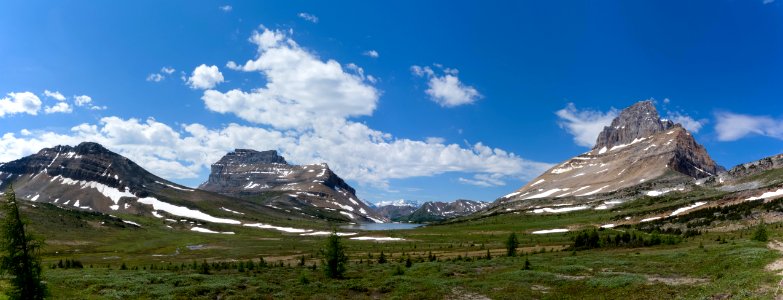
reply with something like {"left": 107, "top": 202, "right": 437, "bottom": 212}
{"left": 200, "top": 149, "right": 384, "bottom": 223}
{"left": 498, "top": 101, "right": 723, "bottom": 207}
{"left": 594, "top": 100, "right": 675, "bottom": 150}
{"left": 219, "top": 149, "right": 288, "bottom": 165}
{"left": 72, "top": 142, "right": 112, "bottom": 154}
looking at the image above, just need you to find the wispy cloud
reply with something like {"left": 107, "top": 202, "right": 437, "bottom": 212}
{"left": 147, "top": 67, "right": 177, "bottom": 82}
{"left": 715, "top": 112, "right": 783, "bottom": 141}
{"left": 43, "top": 90, "right": 66, "bottom": 101}
{"left": 219, "top": 5, "right": 232, "bottom": 12}
{"left": 555, "top": 103, "right": 618, "bottom": 147}
{"left": 459, "top": 173, "right": 507, "bottom": 187}
{"left": 297, "top": 12, "right": 318, "bottom": 23}
{"left": 667, "top": 111, "right": 706, "bottom": 133}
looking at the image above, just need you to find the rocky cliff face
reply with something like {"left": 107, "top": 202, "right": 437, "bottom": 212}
{"left": 496, "top": 101, "right": 723, "bottom": 209}
{"left": 199, "top": 149, "right": 385, "bottom": 223}
{"left": 726, "top": 153, "right": 783, "bottom": 179}
{"left": 594, "top": 101, "right": 675, "bottom": 151}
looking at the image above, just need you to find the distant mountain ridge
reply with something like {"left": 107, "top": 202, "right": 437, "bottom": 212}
{"left": 398, "top": 199, "right": 489, "bottom": 223}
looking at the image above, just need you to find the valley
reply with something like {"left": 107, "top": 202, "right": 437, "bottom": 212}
{"left": 2, "top": 97, "right": 783, "bottom": 299}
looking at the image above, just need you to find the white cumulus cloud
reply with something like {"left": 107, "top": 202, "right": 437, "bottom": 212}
{"left": 411, "top": 65, "right": 481, "bottom": 107}
{"left": 0, "top": 117, "right": 552, "bottom": 186}
{"left": 0, "top": 92, "right": 42, "bottom": 117}
{"left": 0, "top": 26, "right": 553, "bottom": 189}
{"left": 363, "top": 50, "right": 379, "bottom": 58}
{"left": 425, "top": 137, "right": 445, "bottom": 144}
{"left": 44, "top": 102, "right": 72, "bottom": 114}
{"left": 74, "top": 95, "right": 92, "bottom": 106}
{"left": 188, "top": 64, "right": 224, "bottom": 89}
{"left": 715, "top": 112, "right": 783, "bottom": 141}
{"left": 555, "top": 103, "right": 618, "bottom": 148}
{"left": 207, "top": 28, "right": 378, "bottom": 129}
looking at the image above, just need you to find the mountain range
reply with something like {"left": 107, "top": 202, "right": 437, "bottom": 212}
{"left": 2, "top": 100, "right": 783, "bottom": 230}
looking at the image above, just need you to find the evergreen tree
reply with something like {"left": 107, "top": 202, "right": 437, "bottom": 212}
{"left": 0, "top": 187, "right": 47, "bottom": 299}
{"left": 378, "top": 251, "right": 387, "bottom": 264}
{"left": 321, "top": 231, "right": 348, "bottom": 279}
{"left": 506, "top": 232, "right": 519, "bottom": 257}
{"left": 200, "top": 260, "right": 210, "bottom": 275}
{"left": 523, "top": 257, "right": 531, "bottom": 270}
{"left": 752, "top": 219, "right": 769, "bottom": 242}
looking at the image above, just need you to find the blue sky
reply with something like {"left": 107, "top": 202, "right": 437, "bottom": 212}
{"left": 1, "top": 1, "right": 782, "bottom": 204}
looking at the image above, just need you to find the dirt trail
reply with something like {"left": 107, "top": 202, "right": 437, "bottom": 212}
{"left": 766, "top": 240, "right": 783, "bottom": 299}
{"left": 766, "top": 240, "right": 783, "bottom": 275}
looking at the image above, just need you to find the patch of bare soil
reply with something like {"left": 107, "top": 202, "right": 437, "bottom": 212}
{"left": 647, "top": 275, "right": 709, "bottom": 285}
{"left": 445, "top": 288, "right": 491, "bottom": 300}
{"left": 47, "top": 240, "right": 92, "bottom": 246}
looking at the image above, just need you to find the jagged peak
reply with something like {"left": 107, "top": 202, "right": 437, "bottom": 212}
{"left": 594, "top": 101, "right": 675, "bottom": 150}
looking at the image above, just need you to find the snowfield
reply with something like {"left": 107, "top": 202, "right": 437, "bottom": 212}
{"left": 350, "top": 236, "right": 405, "bottom": 241}
{"left": 531, "top": 229, "right": 569, "bottom": 234}
{"left": 191, "top": 227, "right": 235, "bottom": 234}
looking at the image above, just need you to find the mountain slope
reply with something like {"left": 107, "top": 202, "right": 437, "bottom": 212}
{"left": 497, "top": 101, "right": 722, "bottom": 208}
{"left": 0, "top": 142, "right": 316, "bottom": 227}
{"left": 198, "top": 149, "right": 385, "bottom": 223}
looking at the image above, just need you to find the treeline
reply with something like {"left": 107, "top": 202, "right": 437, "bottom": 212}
{"left": 50, "top": 258, "right": 84, "bottom": 269}
{"left": 571, "top": 229, "right": 681, "bottom": 251}
{"left": 110, "top": 257, "right": 298, "bottom": 274}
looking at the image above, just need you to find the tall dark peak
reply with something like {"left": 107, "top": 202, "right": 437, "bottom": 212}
{"left": 72, "top": 142, "right": 113, "bottom": 155}
{"left": 594, "top": 100, "right": 675, "bottom": 150}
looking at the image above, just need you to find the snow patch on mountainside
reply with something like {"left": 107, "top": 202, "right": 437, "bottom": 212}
{"left": 532, "top": 229, "right": 568, "bottom": 234}
{"left": 137, "top": 197, "right": 241, "bottom": 224}
{"left": 191, "top": 227, "right": 235, "bottom": 234}
{"left": 746, "top": 189, "right": 783, "bottom": 201}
